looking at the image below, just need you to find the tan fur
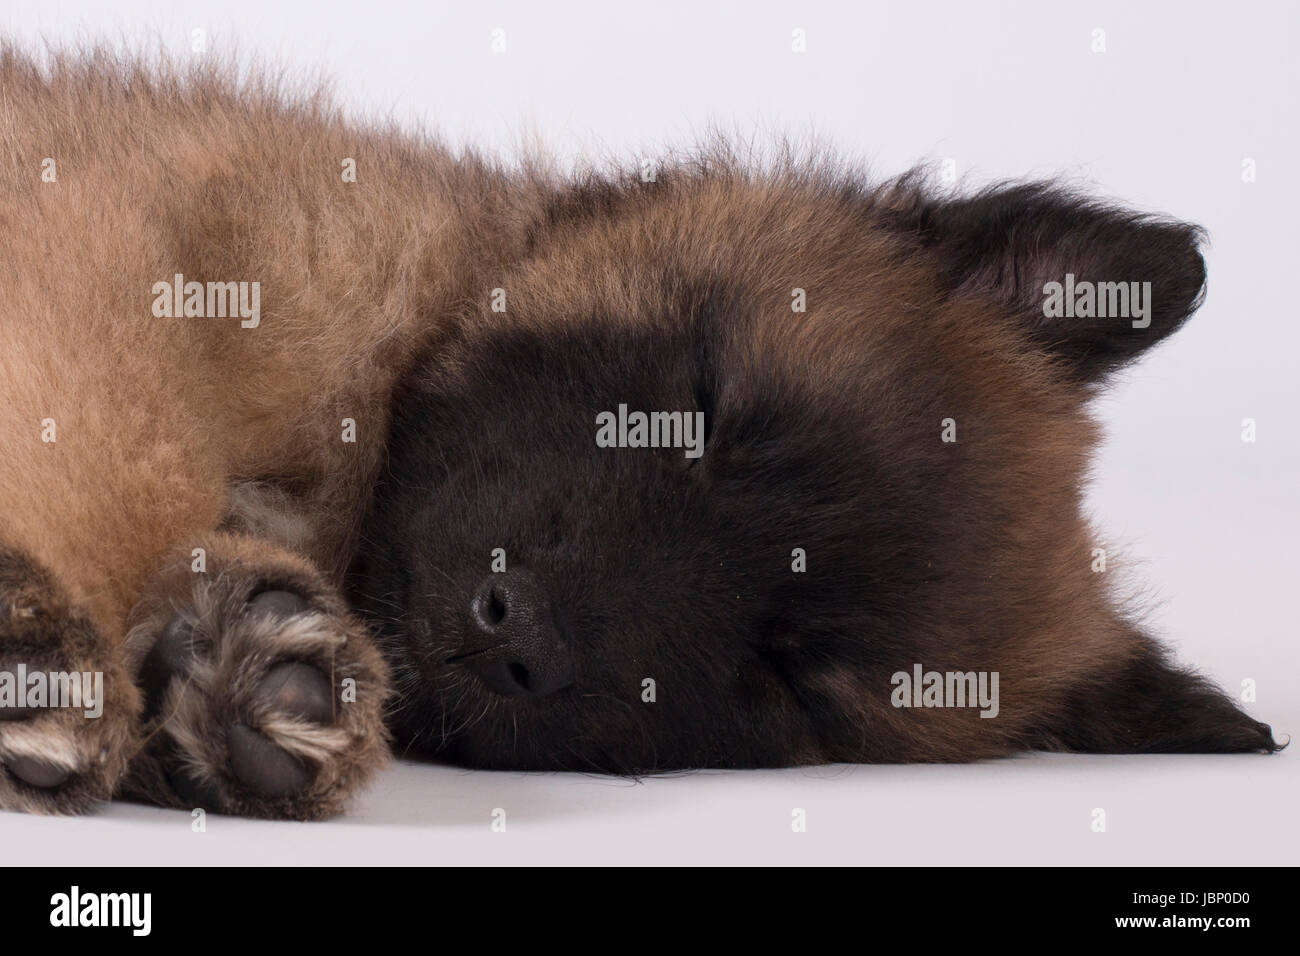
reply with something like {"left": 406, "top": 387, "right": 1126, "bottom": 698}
{"left": 0, "top": 46, "right": 544, "bottom": 816}
{"left": 0, "top": 48, "right": 535, "bottom": 621}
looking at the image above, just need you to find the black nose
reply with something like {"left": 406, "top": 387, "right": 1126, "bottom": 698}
{"left": 463, "top": 568, "right": 574, "bottom": 697}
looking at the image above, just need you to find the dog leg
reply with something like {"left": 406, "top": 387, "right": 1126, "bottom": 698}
{"left": 0, "top": 547, "right": 141, "bottom": 814}
{"left": 121, "top": 533, "right": 391, "bottom": 820}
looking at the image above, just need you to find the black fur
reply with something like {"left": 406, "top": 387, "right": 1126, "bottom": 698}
{"left": 885, "top": 179, "right": 1209, "bottom": 382}
{"left": 350, "top": 169, "right": 1278, "bottom": 772}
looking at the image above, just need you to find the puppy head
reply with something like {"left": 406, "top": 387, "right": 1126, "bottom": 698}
{"left": 353, "top": 161, "right": 1275, "bottom": 770}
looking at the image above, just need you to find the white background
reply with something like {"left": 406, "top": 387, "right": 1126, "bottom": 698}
{"left": 1, "top": 0, "right": 1296, "bottom": 865}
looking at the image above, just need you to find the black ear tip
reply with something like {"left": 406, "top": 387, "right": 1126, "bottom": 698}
{"left": 884, "top": 179, "right": 1215, "bottom": 383}
{"left": 1185, "top": 234, "right": 1208, "bottom": 307}
{"left": 1153, "top": 219, "right": 1208, "bottom": 306}
{"left": 1132, "top": 220, "right": 1209, "bottom": 354}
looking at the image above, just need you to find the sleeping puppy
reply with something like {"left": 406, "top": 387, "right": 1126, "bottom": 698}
{"left": 352, "top": 164, "right": 1281, "bottom": 772}
{"left": 0, "top": 46, "right": 546, "bottom": 818}
{"left": 0, "top": 47, "right": 1277, "bottom": 822}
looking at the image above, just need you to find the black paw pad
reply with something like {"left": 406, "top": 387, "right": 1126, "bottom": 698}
{"left": 246, "top": 589, "right": 310, "bottom": 621}
{"left": 139, "top": 614, "right": 199, "bottom": 720}
{"left": 257, "top": 662, "right": 334, "bottom": 724}
{"left": 6, "top": 755, "right": 71, "bottom": 789}
{"left": 228, "top": 723, "right": 313, "bottom": 797}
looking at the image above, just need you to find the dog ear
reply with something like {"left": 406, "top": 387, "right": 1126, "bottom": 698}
{"left": 888, "top": 181, "right": 1208, "bottom": 384}
{"left": 1041, "top": 640, "right": 1281, "bottom": 754}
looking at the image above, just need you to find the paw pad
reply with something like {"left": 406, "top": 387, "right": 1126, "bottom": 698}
{"left": 144, "top": 587, "right": 344, "bottom": 808}
{"left": 7, "top": 755, "right": 72, "bottom": 789}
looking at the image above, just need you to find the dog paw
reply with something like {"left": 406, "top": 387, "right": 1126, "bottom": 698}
{"left": 0, "top": 549, "right": 138, "bottom": 814}
{"left": 122, "top": 542, "right": 390, "bottom": 820}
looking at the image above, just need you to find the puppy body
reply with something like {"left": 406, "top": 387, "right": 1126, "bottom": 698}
{"left": 0, "top": 47, "right": 1277, "bottom": 817}
{"left": 1, "top": 49, "right": 517, "bottom": 612}
{"left": 0, "top": 48, "right": 534, "bottom": 815}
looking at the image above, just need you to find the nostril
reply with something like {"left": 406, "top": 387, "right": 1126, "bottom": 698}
{"left": 471, "top": 582, "right": 508, "bottom": 633}
{"left": 472, "top": 654, "right": 569, "bottom": 698}
{"left": 508, "top": 662, "right": 530, "bottom": 691}
{"left": 487, "top": 587, "right": 506, "bottom": 626}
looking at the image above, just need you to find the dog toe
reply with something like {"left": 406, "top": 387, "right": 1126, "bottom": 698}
{"left": 138, "top": 614, "right": 199, "bottom": 719}
{"left": 257, "top": 661, "right": 334, "bottom": 724}
{"left": 246, "top": 589, "right": 310, "bottom": 621}
{"left": 6, "top": 753, "right": 73, "bottom": 789}
{"left": 228, "top": 723, "right": 313, "bottom": 797}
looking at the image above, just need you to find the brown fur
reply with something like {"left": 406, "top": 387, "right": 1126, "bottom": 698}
{"left": 0, "top": 45, "right": 1277, "bottom": 815}
{"left": 0, "top": 45, "right": 545, "bottom": 816}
